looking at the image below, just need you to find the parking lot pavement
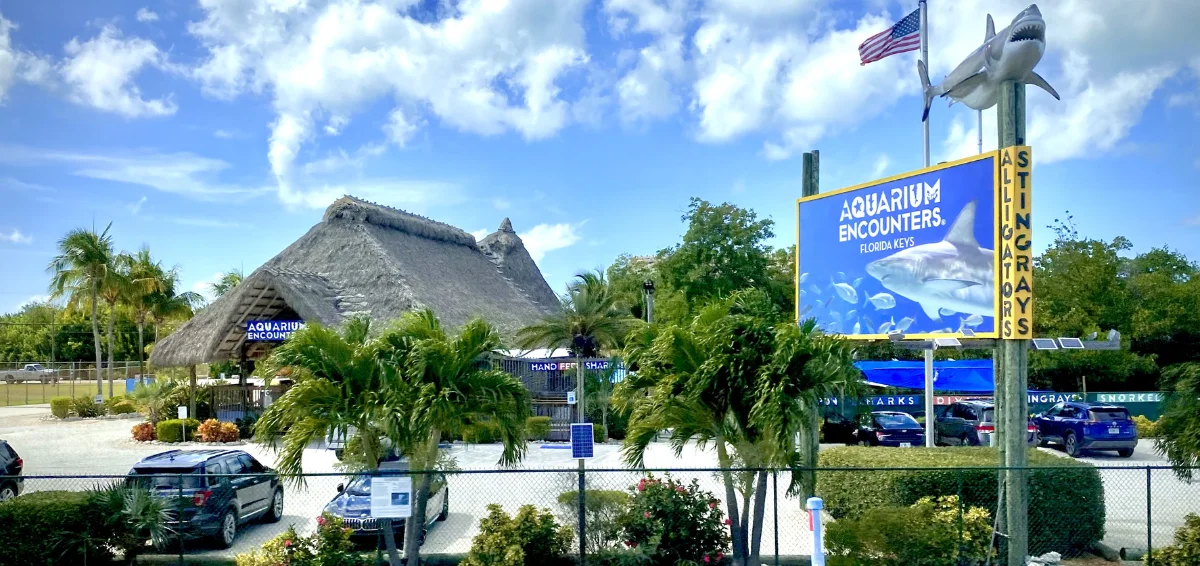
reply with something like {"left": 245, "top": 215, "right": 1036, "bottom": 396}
{"left": 1037, "top": 439, "right": 1200, "bottom": 553}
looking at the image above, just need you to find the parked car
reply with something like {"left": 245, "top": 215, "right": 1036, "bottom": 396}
{"left": 1033, "top": 401, "right": 1137, "bottom": 458}
{"left": 820, "top": 412, "right": 858, "bottom": 444}
{"left": 936, "top": 400, "right": 1037, "bottom": 447}
{"left": 0, "top": 439, "right": 23, "bottom": 500}
{"left": 126, "top": 449, "right": 283, "bottom": 548}
{"left": 2, "top": 364, "right": 59, "bottom": 384}
{"left": 851, "top": 411, "right": 926, "bottom": 447}
{"left": 323, "top": 460, "right": 448, "bottom": 546}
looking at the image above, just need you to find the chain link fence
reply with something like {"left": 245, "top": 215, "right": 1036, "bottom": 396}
{"left": 2, "top": 465, "right": 1198, "bottom": 564}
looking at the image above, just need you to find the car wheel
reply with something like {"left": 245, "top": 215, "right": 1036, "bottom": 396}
{"left": 334, "top": 449, "right": 344, "bottom": 461}
{"left": 437, "top": 489, "right": 448, "bottom": 522}
{"left": 960, "top": 434, "right": 972, "bottom": 447}
{"left": 1064, "top": 432, "right": 1081, "bottom": 458}
{"left": 0, "top": 483, "right": 16, "bottom": 501}
{"left": 1037, "top": 432, "right": 1049, "bottom": 447}
{"left": 858, "top": 438, "right": 871, "bottom": 447}
{"left": 215, "top": 508, "right": 238, "bottom": 549}
{"left": 1117, "top": 448, "right": 1134, "bottom": 458}
{"left": 264, "top": 488, "right": 284, "bottom": 523}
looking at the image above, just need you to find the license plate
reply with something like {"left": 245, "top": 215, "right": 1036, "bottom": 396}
{"left": 1108, "top": 427, "right": 1120, "bottom": 435}
{"left": 900, "top": 442, "right": 912, "bottom": 448}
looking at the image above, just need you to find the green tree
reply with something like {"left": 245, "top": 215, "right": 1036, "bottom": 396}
{"left": 209, "top": 268, "right": 244, "bottom": 298}
{"left": 616, "top": 289, "right": 861, "bottom": 566}
{"left": 516, "top": 270, "right": 637, "bottom": 425}
{"left": 375, "top": 310, "right": 532, "bottom": 566}
{"left": 121, "top": 247, "right": 168, "bottom": 379}
{"left": 48, "top": 224, "right": 115, "bottom": 396}
{"left": 98, "top": 252, "right": 135, "bottom": 397}
{"left": 656, "top": 198, "right": 777, "bottom": 312}
{"left": 1154, "top": 363, "right": 1200, "bottom": 480}
{"left": 148, "top": 268, "right": 204, "bottom": 343}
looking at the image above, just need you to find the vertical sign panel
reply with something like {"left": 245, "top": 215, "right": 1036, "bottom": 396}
{"left": 998, "top": 146, "right": 1033, "bottom": 339}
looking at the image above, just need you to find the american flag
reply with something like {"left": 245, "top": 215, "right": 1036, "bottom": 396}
{"left": 858, "top": 8, "right": 921, "bottom": 65}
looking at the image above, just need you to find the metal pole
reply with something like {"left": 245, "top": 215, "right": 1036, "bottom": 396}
{"left": 920, "top": 0, "right": 930, "bottom": 168}
{"left": 178, "top": 474, "right": 185, "bottom": 566}
{"left": 978, "top": 110, "right": 984, "bottom": 155}
{"left": 999, "top": 80, "right": 1029, "bottom": 566}
{"left": 578, "top": 459, "right": 586, "bottom": 566}
{"left": 1146, "top": 466, "right": 1152, "bottom": 565}
{"left": 773, "top": 469, "right": 780, "bottom": 566}
{"left": 924, "top": 348, "right": 935, "bottom": 447}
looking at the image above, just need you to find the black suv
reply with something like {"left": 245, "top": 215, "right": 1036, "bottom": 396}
{"left": 127, "top": 449, "right": 283, "bottom": 548}
{"left": 0, "top": 439, "right": 22, "bottom": 501}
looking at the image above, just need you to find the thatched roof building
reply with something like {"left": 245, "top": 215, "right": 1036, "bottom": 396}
{"left": 150, "top": 196, "right": 561, "bottom": 367}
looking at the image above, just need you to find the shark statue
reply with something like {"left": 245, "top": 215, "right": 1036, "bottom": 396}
{"left": 919, "top": 4, "right": 1060, "bottom": 122}
{"left": 865, "top": 200, "right": 994, "bottom": 322}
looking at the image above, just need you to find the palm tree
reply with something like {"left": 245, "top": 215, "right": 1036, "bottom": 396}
{"left": 209, "top": 268, "right": 243, "bottom": 298}
{"left": 516, "top": 270, "right": 636, "bottom": 427}
{"left": 48, "top": 224, "right": 115, "bottom": 396}
{"left": 584, "top": 356, "right": 622, "bottom": 436}
{"left": 98, "top": 252, "right": 135, "bottom": 398}
{"left": 121, "top": 248, "right": 167, "bottom": 379}
{"left": 616, "top": 289, "right": 861, "bottom": 566}
{"left": 375, "top": 309, "right": 532, "bottom": 566}
{"left": 148, "top": 268, "right": 204, "bottom": 342}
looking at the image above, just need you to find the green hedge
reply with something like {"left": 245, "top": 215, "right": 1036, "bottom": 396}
{"left": 526, "top": 417, "right": 552, "bottom": 441}
{"left": 0, "top": 490, "right": 113, "bottom": 564}
{"left": 50, "top": 397, "right": 72, "bottom": 419}
{"left": 817, "top": 446, "right": 1105, "bottom": 556}
{"left": 463, "top": 420, "right": 501, "bottom": 444}
{"left": 157, "top": 418, "right": 201, "bottom": 443}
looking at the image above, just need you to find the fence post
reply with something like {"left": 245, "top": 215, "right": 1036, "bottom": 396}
{"left": 1146, "top": 465, "right": 1152, "bottom": 565}
{"left": 577, "top": 460, "right": 586, "bottom": 566}
{"left": 773, "top": 469, "right": 780, "bottom": 566}
{"left": 178, "top": 474, "right": 185, "bottom": 566}
{"left": 807, "top": 497, "right": 825, "bottom": 566}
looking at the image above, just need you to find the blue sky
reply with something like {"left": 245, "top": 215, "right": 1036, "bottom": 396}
{"left": 1, "top": 0, "right": 1198, "bottom": 314}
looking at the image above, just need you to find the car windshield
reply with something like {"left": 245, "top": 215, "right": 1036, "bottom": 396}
{"left": 874, "top": 413, "right": 919, "bottom": 429}
{"left": 982, "top": 408, "right": 994, "bottom": 423}
{"left": 346, "top": 475, "right": 372, "bottom": 496}
{"left": 1088, "top": 408, "right": 1129, "bottom": 422}
{"left": 129, "top": 468, "right": 204, "bottom": 489}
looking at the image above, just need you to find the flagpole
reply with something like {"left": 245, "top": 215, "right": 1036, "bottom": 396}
{"left": 978, "top": 109, "right": 984, "bottom": 154}
{"left": 920, "top": 0, "right": 930, "bottom": 168}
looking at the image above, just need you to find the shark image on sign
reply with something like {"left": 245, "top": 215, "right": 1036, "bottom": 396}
{"left": 918, "top": 4, "right": 1060, "bottom": 122}
{"left": 865, "top": 200, "right": 994, "bottom": 324}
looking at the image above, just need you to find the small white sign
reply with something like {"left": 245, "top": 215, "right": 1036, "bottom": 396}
{"left": 93, "top": 394, "right": 104, "bottom": 405}
{"left": 371, "top": 476, "right": 413, "bottom": 519}
{"left": 566, "top": 391, "right": 577, "bottom": 405}
{"left": 178, "top": 406, "right": 188, "bottom": 420}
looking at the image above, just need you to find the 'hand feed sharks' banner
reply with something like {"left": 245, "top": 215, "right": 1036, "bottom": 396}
{"left": 796, "top": 152, "right": 1001, "bottom": 339}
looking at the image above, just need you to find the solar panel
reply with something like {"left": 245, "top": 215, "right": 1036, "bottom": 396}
{"left": 1058, "top": 337, "right": 1085, "bottom": 350}
{"left": 570, "top": 423, "right": 594, "bottom": 459}
{"left": 933, "top": 337, "right": 961, "bottom": 348}
{"left": 1031, "top": 338, "right": 1059, "bottom": 351}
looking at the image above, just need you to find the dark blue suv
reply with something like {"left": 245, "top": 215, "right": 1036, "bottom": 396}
{"left": 127, "top": 449, "right": 283, "bottom": 548}
{"left": 1033, "top": 402, "right": 1137, "bottom": 458}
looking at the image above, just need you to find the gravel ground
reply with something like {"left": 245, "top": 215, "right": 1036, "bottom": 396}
{"left": 0, "top": 406, "right": 815, "bottom": 560}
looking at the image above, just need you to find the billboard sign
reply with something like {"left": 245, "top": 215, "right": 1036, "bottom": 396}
{"left": 245, "top": 320, "right": 305, "bottom": 341}
{"left": 796, "top": 152, "right": 1001, "bottom": 339}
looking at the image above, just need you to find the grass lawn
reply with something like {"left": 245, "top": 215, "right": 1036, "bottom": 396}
{"left": 0, "top": 380, "right": 125, "bottom": 406}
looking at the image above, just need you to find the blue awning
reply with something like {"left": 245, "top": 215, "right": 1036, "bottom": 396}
{"left": 854, "top": 359, "right": 995, "bottom": 393}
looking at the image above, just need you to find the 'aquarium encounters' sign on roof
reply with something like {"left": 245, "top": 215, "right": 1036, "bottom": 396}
{"left": 245, "top": 320, "right": 305, "bottom": 341}
{"left": 796, "top": 152, "right": 1001, "bottom": 340}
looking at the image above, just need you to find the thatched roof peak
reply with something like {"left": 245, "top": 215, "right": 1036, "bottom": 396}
{"left": 323, "top": 195, "right": 477, "bottom": 247}
{"left": 499, "top": 217, "right": 514, "bottom": 232}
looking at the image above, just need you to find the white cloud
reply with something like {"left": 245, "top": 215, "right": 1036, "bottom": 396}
{"left": 0, "top": 176, "right": 51, "bottom": 191}
{"left": 187, "top": 0, "right": 591, "bottom": 208}
{"left": 384, "top": 108, "right": 419, "bottom": 147}
{"left": 13, "top": 294, "right": 51, "bottom": 312}
{"left": 0, "top": 11, "right": 55, "bottom": 104}
{"left": 59, "top": 25, "right": 176, "bottom": 117}
{"left": 213, "top": 129, "right": 237, "bottom": 139}
{"left": 870, "top": 154, "right": 891, "bottom": 178}
{"left": 136, "top": 8, "right": 159, "bottom": 23}
{"left": 520, "top": 222, "right": 583, "bottom": 262}
{"left": 0, "top": 145, "right": 268, "bottom": 201}
{"left": 0, "top": 228, "right": 32, "bottom": 244}
{"left": 190, "top": 272, "right": 223, "bottom": 303}
{"left": 493, "top": 198, "right": 512, "bottom": 210}
{"left": 471, "top": 229, "right": 489, "bottom": 241}
{"left": 128, "top": 195, "right": 147, "bottom": 214}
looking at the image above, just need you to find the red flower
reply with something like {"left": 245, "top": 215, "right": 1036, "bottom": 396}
{"left": 317, "top": 516, "right": 326, "bottom": 526}
{"left": 625, "top": 540, "right": 634, "bottom": 547}
{"left": 709, "top": 501, "right": 718, "bottom": 509}
{"left": 637, "top": 479, "right": 647, "bottom": 492}
{"left": 676, "top": 486, "right": 685, "bottom": 493}
{"left": 284, "top": 539, "right": 292, "bottom": 547}
{"left": 724, "top": 519, "right": 731, "bottom": 526}
{"left": 643, "top": 511, "right": 651, "bottom": 519}
{"left": 717, "top": 552, "right": 724, "bottom": 561}
{"left": 703, "top": 556, "right": 711, "bottom": 563}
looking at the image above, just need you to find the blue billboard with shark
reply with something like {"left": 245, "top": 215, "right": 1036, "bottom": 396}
{"left": 796, "top": 152, "right": 1000, "bottom": 339}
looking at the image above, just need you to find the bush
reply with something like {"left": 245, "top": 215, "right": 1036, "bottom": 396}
{"left": 111, "top": 400, "right": 138, "bottom": 415}
{"left": 0, "top": 490, "right": 115, "bottom": 564}
{"left": 235, "top": 513, "right": 369, "bottom": 566}
{"left": 826, "top": 495, "right": 992, "bottom": 566}
{"left": 594, "top": 424, "right": 607, "bottom": 443}
{"left": 235, "top": 413, "right": 259, "bottom": 440}
{"left": 197, "top": 419, "right": 241, "bottom": 443}
{"left": 557, "top": 489, "right": 630, "bottom": 553}
{"left": 1154, "top": 513, "right": 1200, "bottom": 565}
{"left": 462, "top": 504, "right": 574, "bottom": 566}
{"left": 526, "top": 416, "right": 552, "bottom": 441}
{"left": 618, "top": 473, "right": 730, "bottom": 565}
{"left": 132, "top": 422, "right": 157, "bottom": 442}
{"left": 71, "top": 395, "right": 108, "bottom": 418}
{"left": 50, "top": 396, "right": 72, "bottom": 419}
{"left": 156, "top": 418, "right": 201, "bottom": 443}
{"left": 463, "top": 420, "right": 501, "bottom": 444}
{"left": 817, "top": 446, "right": 1105, "bottom": 556}
{"left": 1133, "top": 415, "right": 1160, "bottom": 438}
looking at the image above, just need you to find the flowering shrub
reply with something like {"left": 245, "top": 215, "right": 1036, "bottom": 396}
{"left": 825, "top": 495, "right": 992, "bottom": 566}
{"left": 131, "top": 422, "right": 156, "bottom": 442}
{"left": 462, "top": 504, "right": 573, "bottom": 566}
{"left": 618, "top": 474, "right": 729, "bottom": 565}
{"left": 197, "top": 418, "right": 241, "bottom": 443}
{"left": 234, "top": 514, "right": 367, "bottom": 566}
